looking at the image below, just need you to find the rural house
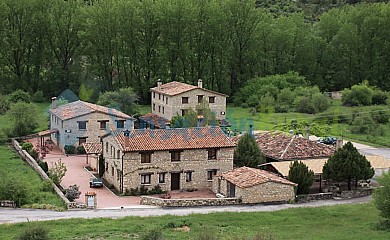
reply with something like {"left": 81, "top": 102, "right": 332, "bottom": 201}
{"left": 101, "top": 127, "right": 235, "bottom": 193}
{"left": 213, "top": 167, "right": 297, "bottom": 204}
{"left": 140, "top": 79, "right": 227, "bottom": 129}
{"left": 49, "top": 98, "right": 134, "bottom": 151}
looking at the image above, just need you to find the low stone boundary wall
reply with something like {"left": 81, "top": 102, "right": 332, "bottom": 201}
{"left": 336, "top": 188, "right": 374, "bottom": 198}
{"left": 11, "top": 139, "right": 72, "bottom": 209}
{"left": 296, "top": 193, "right": 334, "bottom": 203}
{"left": 140, "top": 196, "right": 241, "bottom": 207}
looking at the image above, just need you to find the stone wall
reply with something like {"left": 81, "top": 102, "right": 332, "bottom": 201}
{"left": 140, "top": 196, "right": 241, "bottom": 207}
{"left": 151, "top": 88, "right": 227, "bottom": 121}
{"left": 295, "top": 193, "right": 334, "bottom": 203}
{"left": 11, "top": 139, "right": 72, "bottom": 209}
{"left": 336, "top": 188, "right": 374, "bottom": 198}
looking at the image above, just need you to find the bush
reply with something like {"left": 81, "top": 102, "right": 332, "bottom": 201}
{"left": 17, "top": 225, "right": 49, "bottom": 240}
{"left": 32, "top": 90, "right": 46, "bottom": 103}
{"left": 342, "top": 82, "right": 374, "bottom": 106}
{"left": 372, "top": 90, "right": 388, "bottom": 105}
{"left": 41, "top": 179, "right": 53, "bottom": 192}
{"left": 140, "top": 185, "right": 148, "bottom": 195}
{"left": 141, "top": 228, "right": 164, "bottom": 240}
{"left": 65, "top": 185, "right": 81, "bottom": 202}
{"left": 76, "top": 145, "right": 86, "bottom": 154}
{"left": 64, "top": 145, "right": 76, "bottom": 154}
{"left": 241, "top": 102, "right": 249, "bottom": 108}
{"left": 30, "top": 149, "right": 39, "bottom": 160}
{"left": 7, "top": 89, "right": 31, "bottom": 103}
{"left": 148, "top": 185, "right": 165, "bottom": 195}
{"left": 0, "top": 94, "right": 10, "bottom": 114}
{"left": 0, "top": 176, "right": 28, "bottom": 207}
{"left": 349, "top": 114, "right": 375, "bottom": 134}
{"left": 21, "top": 142, "right": 34, "bottom": 153}
{"left": 47, "top": 159, "right": 67, "bottom": 186}
{"left": 374, "top": 171, "right": 390, "bottom": 223}
{"left": 371, "top": 110, "right": 390, "bottom": 124}
{"left": 295, "top": 96, "right": 316, "bottom": 114}
{"left": 37, "top": 160, "right": 49, "bottom": 173}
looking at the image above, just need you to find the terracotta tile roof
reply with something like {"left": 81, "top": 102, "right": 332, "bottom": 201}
{"left": 49, "top": 100, "right": 133, "bottom": 120}
{"left": 254, "top": 132, "right": 335, "bottom": 160}
{"left": 221, "top": 167, "right": 297, "bottom": 188}
{"left": 139, "top": 113, "right": 170, "bottom": 129}
{"left": 82, "top": 142, "right": 102, "bottom": 154}
{"left": 113, "top": 127, "right": 236, "bottom": 152}
{"left": 150, "top": 81, "right": 227, "bottom": 96}
{"left": 260, "top": 155, "right": 390, "bottom": 177}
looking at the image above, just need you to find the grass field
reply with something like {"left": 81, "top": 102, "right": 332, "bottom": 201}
{"left": 0, "top": 202, "right": 389, "bottom": 239}
{"left": 0, "top": 145, "right": 66, "bottom": 209}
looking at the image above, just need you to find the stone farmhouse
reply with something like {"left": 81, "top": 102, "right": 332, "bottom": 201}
{"left": 49, "top": 98, "right": 134, "bottom": 151}
{"left": 213, "top": 167, "right": 297, "bottom": 203}
{"left": 101, "top": 127, "right": 235, "bottom": 193}
{"left": 140, "top": 79, "right": 227, "bottom": 129}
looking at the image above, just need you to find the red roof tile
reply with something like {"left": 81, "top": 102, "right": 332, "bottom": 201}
{"left": 82, "top": 142, "right": 102, "bottom": 154}
{"left": 221, "top": 167, "right": 297, "bottom": 188}
{"left": 114, "top": 127, "right": 236, "bottom": 152}
{"left": 254, "top": 132, "right": 335, "bottom": 160}
{"left": 49, "top": 100, "right": 133, "bottom": 120}
{"left": 151, "top": 81, "right": 227, "bottom": 96}
{"left": 139, "top": 113, "right": 169, "bottom": 129}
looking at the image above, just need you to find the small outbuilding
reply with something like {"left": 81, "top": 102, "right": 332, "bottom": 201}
{"left": 213, "top": 167, "right": 297, "bottom": 204}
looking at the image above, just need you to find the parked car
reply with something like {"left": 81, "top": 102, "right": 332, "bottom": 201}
{"left": 318, "top": 136, "right": 337, "bottom": 146}
{"left": 89, "top": 178, "right": 103, "bottom": 188}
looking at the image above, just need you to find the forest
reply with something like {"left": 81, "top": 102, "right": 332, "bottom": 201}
{"left": 1, "top": 0, "right": 390, "bottom": 104}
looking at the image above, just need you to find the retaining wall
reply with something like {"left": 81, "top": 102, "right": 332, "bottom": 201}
{"left": 140, "top": 196, "right": 241, "bottom": 207}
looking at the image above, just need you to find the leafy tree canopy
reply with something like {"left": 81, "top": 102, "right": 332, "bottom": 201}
{"left": 322, "top": 141, "right": 374, "bottom": 190}
{"left": 97, "top": 87, "right": 139, "bottom": 116}
{"left": 233, "top": 133, "right": 265, "bottom": 168}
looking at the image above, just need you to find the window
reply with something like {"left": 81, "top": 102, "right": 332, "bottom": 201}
{"left": 78, "top": 121, "right": 87, "bottom": 130}
{"left": 106, "top": 142, "right": 109, "bottom": 153}
{"left": 153, "top": 92, "right": 155, "bottom": 98}
{"left": 141, "top": 174, "right": 151, "bottom": 184}
{"left": 181, "top": 109, "right": 187, "bottom": 116}
{"left": 159, "top": 173, "right": 166, "bottom": 184}
{"left": 116, "top": 120, "right": 125, "bottom": 129}
{"left": 140, "top": 152, "right": 152, "bottom": 163}
{"left": 198, "top": 95, "right": 204, "bottom": 103}
{"left": 207, "top": 170, "right": 218, "bottom": 180}
{"left": 182, "top": 97, "right": 189, "bottom": 104}
{"left": 208, "top": 148, "right": 217, "bottom": 160}
{"left": 98, "top": 120, "right": 108, "bottom": 129}
{"left": 186, "top": 172, "right": 193, "bottom": 182}
{"left": 105, "top": 162, "right": 108, "bottom": 171}
{"left": 113, "top": 148, "right": 116, "bottom": 158}
{"left": 170, "top": 151, "right": 181, "bottom": 162}
{"left": 158, "top": 105, "right": 161, "bottom": 113}
{"left": 117, "top": 150, "right": 120, "bottom": 159}
{"left": 153, "top": 103, "right": 155, "bottom": 111}
{"left": 162, "top": 107, "right": 165, "bottom": 114}
{"left": 159, "top": 93, "right": 161, "bottom": 100}
{"left": 166, "top": 97, "right": 168, "bottom": 104}
{"left": 209, "top": 96, "right": 215, "bottom": 103}
{"left": 162, "top": 95, "right": 165, "bottom": 101}
{"left": 78, "top": 137, "right": 87, "bottom": 146}
{"left": 111, "top": 167, "right": 114, "bottom": 176}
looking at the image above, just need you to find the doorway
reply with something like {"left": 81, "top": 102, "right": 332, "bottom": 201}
{"left": 171, "top": 173, "right": 180, "bottom": 190}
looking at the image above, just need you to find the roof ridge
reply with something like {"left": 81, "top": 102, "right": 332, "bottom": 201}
{"left": 280, "top": 135, "right": 295, "bottom": 159}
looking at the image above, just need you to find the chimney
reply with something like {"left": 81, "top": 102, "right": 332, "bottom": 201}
{"left": 157, "top": 79, "right": 162, "bottom": 87}
{"left": 249, "top": 124, "right": 253, "bottom": 137}
{"left": 123, "top": 130, "right": 130, "bottom": 149}
{"left": 51, "top": 97, "right": 57, "bottom": 109}
{"left": 198, "top": 79, "right": 202, "bottom": 88}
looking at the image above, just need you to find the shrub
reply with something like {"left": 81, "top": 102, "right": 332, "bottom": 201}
{"left": 140, "top": 185, "right": 148, "bottom": 195}
{"left": 141, "top": 228, "right": 164, "bottom": 240}
{"left": 0, "top": 94, "right": 10, "bottom": 114}
{"left": 21, "top": 142, "right": 34, "bottom": 153}
{"left": 312, "top": 93, "right": 330, "bottom": 113}
{"left": 17, "top": 225, "right": 49, "bottom": 240}
{"left": 349, "top": 114, "right": 375, "bottom": 134}
{"left": 295, "top": 96, "right": 316, "bottom": 114}
{"left": 6, "top": 102, "right": 40, "bottom": 137}
{"left": 32, "top": 90, "right": 46, "bottom": 103}
{"left": 0, "top": 130, "right": 7, "bottom": 144}
{"left": 37, "top": 160, "right": 49, "bottom": 173}
{"left": 76, "top": 145, "right": 86, "bottom": 154}
{"left": 64, "top": 145, "right": 76, "bottom": 154}
{"left": 41, "top": 179, "right": 53, "bottom": 192}
{"left": 30, "top": 149, "right": 39, "bottom": 160}
{"left": 65, "top": 185, "right": 81, "bottom": 202}
{"left": 341, "top": 82, "right": 374, "bottom": 106}
{"left": 147, "top": 185, "right": 165, "bottom": 195}
{"left": 47, "top": 159, "right": 67, "bottom": 186}
{"left": 374, "top": 171, "right": 390, "bottom": 224}
{"left": 7, "top": 89, "right": 31, "bottom": 103}
{"left": 0, "top": 176, "right": 28, "bottom": 207}
{"left": 241, "top": 102, "right": 249, "bottom": 108}
{"left": 371, "top": 110, "right": 390, "bottom": 124}
{"left": 128, "top": 187, "right": 140, "bottom": 196}
{"left": 372, "top": 90, "right": 388, "bottom": 105}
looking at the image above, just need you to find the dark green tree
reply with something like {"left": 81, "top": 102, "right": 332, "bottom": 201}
{"left": 233, "top": 133, "right": 265, "bottom": 168}
{"left": 288, "top": 161, "right": 314, "bottom": 195}
{"left": 374, "top": 171, "right": 390, "bottom": 224}
{"left": 97, "top": 87, "right": 139, "bottom": 116}
{"left": 322, "top": 141, "right": 374, "bottom": 190}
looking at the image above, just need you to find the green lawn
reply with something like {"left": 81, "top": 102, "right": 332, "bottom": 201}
{"left": 0, "top": 145, "right": 66, "bottom": 210}
{"left": 1, "top": 202, "right": 389, "bottom": 239}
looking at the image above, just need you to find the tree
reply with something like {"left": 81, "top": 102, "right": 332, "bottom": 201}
{"left": 374, "top": 171, "right": 390, "bottom": 223}
{"left": 322, "top": 141, "right": 374, "bottom": 190}
{"left": 0, "top": 176, "right": 28, "bottom": 207}
{"left": 97, "top": 87, "right": 139, "bottom": 116}
{"left": 233, "top": 133, "right": 265, "bottom": 168}
{"left": 171, "top": 101, "right": 217, "bottom": 128}
{"left": 48, "top": 159, "right": 67, "bottom": 186}
{"left": 6, "top": 102, "right": 41, "bottom": 137}
{"left": 288, "top": 161, "right": 314, "bottom": 195}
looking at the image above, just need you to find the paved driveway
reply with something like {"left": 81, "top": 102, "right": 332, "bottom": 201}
{"left": 44, "top": 146, "right": 140, "bottom": 209}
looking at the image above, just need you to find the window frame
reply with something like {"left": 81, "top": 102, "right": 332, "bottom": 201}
{"left": 209, "top": 96, "right": 215, "bottom": 104}
{"left": 78, "top": 121, "right": 87, "bottom": 130}
{"left": 158, "top": 173, "right": 166, "bottom": 184}
{"left": 170, "top": 151, "right": 181, "bottom": 162}
{"left": 141, "top": 174, "right": 151, "bottom": 185}
{"left": 207, "top": 169, "right": 218, "bottom": 181}
{"left": 208, "top": 148, "right": 218, "bottom": 160}
{"left": 182, "top": 97, "right": 189, "bottom": 104}
{"left": 186, "top": 171, "right": 193, "bottom": 182}
{"left": 116, "top": 120, "right": 125, "bottom": 129}
{"left": 98, "top": 120, "right": 108, "bottom": 130}
{"left": 140, "top": 152, "right": 152, "bottom": 163}
{"left": 198, "top": 95, "right": 204, "bottom": 103}
{"left": 78, "top": 137, "right": 87, "bottom": 146}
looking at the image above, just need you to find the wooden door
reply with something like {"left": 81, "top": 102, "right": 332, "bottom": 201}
{"left": 228, "top": 182, "right": 236, "bottom": 197}
{"left": 171, "top": 173, "right": 180, "bottom": 190}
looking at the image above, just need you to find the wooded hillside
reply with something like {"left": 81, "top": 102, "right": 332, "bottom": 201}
{"left": 1, "top": 0, "right": 389, "bottom": 103}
